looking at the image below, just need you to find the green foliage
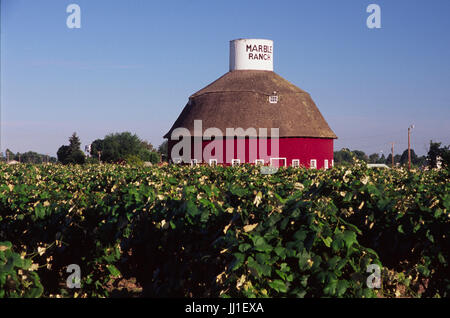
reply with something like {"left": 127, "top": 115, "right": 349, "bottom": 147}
{"left": 148, "top": 151, "right": 161, "bottom": 164}
{"left": 333, "top": 148, "right": 357, "bottom": 165}
{"left": 428, "top": 140, "right": 450, "bottom": 169}
{"left": 90, "top": 132, "right": 160, "bottom": 164}
{"left": 85, "top": 157, "right": 99, "bottom": 164}
{"left": 158, "top": 140, "right": 168, "bottom": 161}
{"left": 400, "top": 149, "right": 418, "bottom": 166}
{"left": 0, "top": 241, "right": 43, "bottom": 298}
{"left": 0, "top": 163, "right": 448, "bottom": 298}
{"left": 57, "top": 133, "right": 85, "bottom": 165}
{"left": 368, "top": 153, "right": 386, "bottom": 164}
{"left": 124, "top": 154, "right": 144, "bottom": 166}
{"left": 334, "top": 149, "right": 369, "bottom": 165}
{"left": 2, "top": 150, "right": 56, "bottom": 164}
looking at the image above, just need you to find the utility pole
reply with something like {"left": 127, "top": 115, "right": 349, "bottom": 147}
{"left": 390, "top": 142, "right": 395, "bottom": 168}
{"left": 408, "top": 125, "right": 414, "bottom": 170}
{"left": 98, "top": 151, "right": 101, "bottom": 164}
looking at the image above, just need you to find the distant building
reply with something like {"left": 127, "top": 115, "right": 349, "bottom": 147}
{"left": 367, "top": 163, "right": 390, "bottom": 169}
{"left": 437, "top": 156, "right": 443, "bottom": 169}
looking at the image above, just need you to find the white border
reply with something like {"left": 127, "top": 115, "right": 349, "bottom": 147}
{"left": 231, "top": 159, "right": 241, "bottom": 166}
{"left": 270, "top": 157, "right": 287, "bottom": 167}
{"left": 255, "top": 159, "right": 264, "bottom": 165}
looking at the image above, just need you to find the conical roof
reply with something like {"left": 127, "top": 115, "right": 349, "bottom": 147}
{"left": 164, "top": 70, "right": 337, "bottom": 139}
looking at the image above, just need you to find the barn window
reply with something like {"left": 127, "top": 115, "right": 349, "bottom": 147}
{"left": 324, "top": 160, "right": 329, "bottom": 170}
{"left": 310, "top": 159, "right": 317, "bottom": 169}
{"left": 209, "top": 159, "right": 217, "bottom": 166}
{"left": 191, "top": 159, "right": 198, "bottom": 167}
{"left": 255, "top": 159, "right": 264, "bottom": 166}
{"left": 232, "top": 159, "right": 240, "bottom": 166}
{"left": 173, "top": 158, "right": 182, "bottom": 164}
{"left": 292, "top": 159, "right": 300, "bottom": 168}
{"left": 269, "top": 95, "right": 278, "bottom": 104}
{"left": 270, "top": 158, "right": 287, "bottom": 167}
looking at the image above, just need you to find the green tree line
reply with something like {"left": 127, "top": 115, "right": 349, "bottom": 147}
{"left": 1, "top": 150, "right": 57, "bottom": 164}
{"left": 56, "top": 132, "right": 165, "bottom": 165}
{"left": 334, "top": 140, "right": 449, "bottom": 169}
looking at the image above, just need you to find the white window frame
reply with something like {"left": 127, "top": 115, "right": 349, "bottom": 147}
{"left": 209, "top": 159, "right": 217, "bottom": 166}
{"left": 173, "top": 158, "right": 182, "bottom": 164}
{"left": 255, "top": 159, "right": 264, "bottom": 166}
{"left": 269, "top": 95, "right": 278, "bottom": 104}
{"left": 190, "top": 159, "right": 198, "bottom": 167}
{"left": 269, "top": 157, "right": 287, "bottom": 167}
{"left": 231, "top": 159, "right": 240, "bottom": 167}
{"left": 310, "top": 159, "right": 317, "bottom": 169}
{"left": 324, "top": 159, "right": 329, "bottom": 170}
{"left": 292, "top": 159, "right": 300, "bottom": 168}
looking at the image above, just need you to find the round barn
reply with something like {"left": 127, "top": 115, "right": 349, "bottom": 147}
{"left": 164, "top": 39, "right": 337, "bottom": 169}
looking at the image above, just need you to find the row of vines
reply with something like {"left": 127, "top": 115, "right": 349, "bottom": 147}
{"left": 0, "top": 163, "right": 448, "bottom": 297}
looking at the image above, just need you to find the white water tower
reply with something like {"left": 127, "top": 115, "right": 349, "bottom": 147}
{"left": 229, "top": 38, "right": 274, "bottom": 71}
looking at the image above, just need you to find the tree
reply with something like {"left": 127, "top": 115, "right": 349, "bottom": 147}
{"left": 441, "top": 146, "right": 450, "bottom": 169}
{"left": 90, "top": 132, "right": 160, "bottom": 164}
{"left": 385, "top": 153, "right": 401, "bottom": 166}
{"left": 158, "top": 140, "right": 168, "bottom": 162}
{"left": 5, "top": 149, "right": 15, "bottom": 162}
{"left": 69, "top": 132, "right": 81, "bottom": 152}
{"left": 427, "top": 140, "right": 442, "bottom": 168}
{"left": 141, "top": 140, "right": 155, "bottom": 152}
{"left": 385, "top": 154, "right": 393, "bottom": 166}
{"left": 148, "top": 151, "right": 161, "bottom": 164}
{"left": 400, "top": 149, "right": 418, "bottom": 166}
{"left": 427, "top": 140, "right": 450, "bottom": 169}
{"left": 334, "top": 149, "right": 354, "bottom": 165}
{"left": 368, "top": 153, "right": 379, "bottom": 163}
{"left": 57, "top": 132, "right": 85, "bottom": 164}
{"left": 353, "top": 150, "right": 368, "bottom": 162}
{"left": 19, "top": 151, "right": 56, "bottom": 164}
{"left": 333, "top": 148, "right": 368, "bottom": 166}
{"left": 415, "top": 155, "right": 427, "bottom": 168}
{"left": 3, "top": 149, "right": 56, "bottom": 164}
{"left": 57, "top": 146, "right": 71, "bottom": 164}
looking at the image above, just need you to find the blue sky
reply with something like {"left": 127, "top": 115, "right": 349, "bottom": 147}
{"left": 1, "top": 0, "right": 449, "bottom": 157}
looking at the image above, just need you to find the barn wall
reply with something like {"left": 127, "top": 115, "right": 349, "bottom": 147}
{"left": 168, "top": 137, "right": 334, "bottom": 169}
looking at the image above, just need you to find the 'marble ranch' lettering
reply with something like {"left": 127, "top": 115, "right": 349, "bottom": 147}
{"left": 246, "top": 44, "right": 272, "bottom": 61}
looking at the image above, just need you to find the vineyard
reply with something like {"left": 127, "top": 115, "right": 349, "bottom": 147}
{"left": 0, "top": 163, "right": 448, "bottom": 298}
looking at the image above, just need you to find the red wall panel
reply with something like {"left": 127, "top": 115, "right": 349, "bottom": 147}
{"left": 168, "top": 137, "right": 334, "bottom": 169}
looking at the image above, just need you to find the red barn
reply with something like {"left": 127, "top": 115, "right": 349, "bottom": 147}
{"left": 164, "top": 39, "right": 337, "bottom": 169}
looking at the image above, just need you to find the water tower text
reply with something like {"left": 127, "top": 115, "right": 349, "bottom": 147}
{"left": 246, "top": 44, "right": 273, "bottom": 61}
